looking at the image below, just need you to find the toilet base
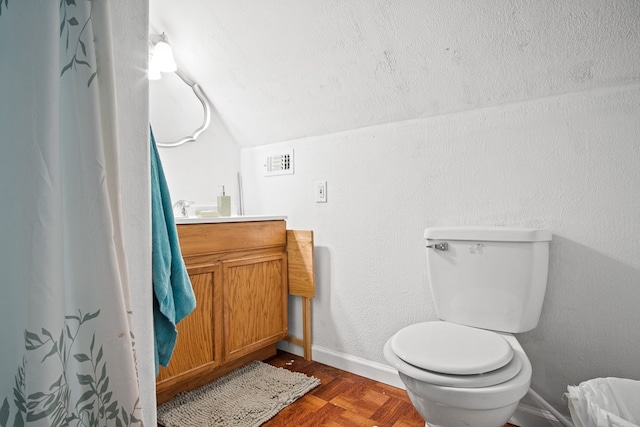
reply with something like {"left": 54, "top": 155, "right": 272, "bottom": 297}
{"left": 403, "top": 374, "right": 519, "bottom": 427}
{"left": 412, "top": 394, "right": 516, "bottom": 427}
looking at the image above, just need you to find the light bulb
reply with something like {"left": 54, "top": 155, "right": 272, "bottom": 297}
{"left": 148, "top": 64, "right": 161, "bottom": 80}
{"left": 153, "top": 41, "right": 177, "bottom": 73}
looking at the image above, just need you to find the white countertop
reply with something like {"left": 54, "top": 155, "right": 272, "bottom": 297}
{"left": 175, "top": 215, "right": 287, "bottom": 224}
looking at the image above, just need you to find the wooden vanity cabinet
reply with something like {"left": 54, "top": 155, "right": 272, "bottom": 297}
{"left": 156, "top": 220, "right": 288, "bottom": 404}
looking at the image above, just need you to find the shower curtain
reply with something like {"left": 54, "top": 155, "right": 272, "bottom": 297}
{"left": 0, "top": 2, "right": 143, "bottom": 426}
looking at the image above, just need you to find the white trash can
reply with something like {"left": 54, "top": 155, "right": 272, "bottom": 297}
{"left": 567, "top": 377, "right": 640, "bottom": 427}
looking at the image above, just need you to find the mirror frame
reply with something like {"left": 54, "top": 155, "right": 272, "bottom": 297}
{"left": 156, "top": 69, "right": 212, "bottom": 148}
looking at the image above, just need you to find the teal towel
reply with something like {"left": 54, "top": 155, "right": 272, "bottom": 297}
{"left": 150, "top": 127, "right": 196, "bottom": 374}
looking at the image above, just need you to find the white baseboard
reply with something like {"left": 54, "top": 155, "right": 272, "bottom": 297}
{"left": 313, "top": 345, "right": 407, "bottom": 389}
{"left": 276, "top": 341, "right": 404, "bottom": 388}
{"left": 277, "top": 341, "right": 567, "bottom": 427}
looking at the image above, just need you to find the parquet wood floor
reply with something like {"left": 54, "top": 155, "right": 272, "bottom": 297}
{"left": 157, "top": 350, "right": 519, "bottom": 426}
{"left": 263, "top": 351, "right": 519, "bottom": 427}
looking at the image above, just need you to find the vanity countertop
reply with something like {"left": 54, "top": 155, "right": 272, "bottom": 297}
{"left": 175, "top": 215, "right": 287, "bottom": 224}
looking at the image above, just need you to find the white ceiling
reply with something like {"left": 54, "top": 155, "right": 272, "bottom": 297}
{"left": 150, "top": 0, "right": 640, "bottom": 147}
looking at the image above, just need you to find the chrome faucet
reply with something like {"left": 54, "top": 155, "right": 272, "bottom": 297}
{"left": 173, "top": 200, "right": 194, "bottom": 218}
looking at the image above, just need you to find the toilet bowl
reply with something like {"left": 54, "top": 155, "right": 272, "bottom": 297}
{"left": 384, "top": 321, "right": 532, "bottom": 427}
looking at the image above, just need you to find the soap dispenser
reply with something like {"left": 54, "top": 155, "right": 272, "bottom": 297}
{"left": 217, "top": 185, "right": 231, "bottom": 217}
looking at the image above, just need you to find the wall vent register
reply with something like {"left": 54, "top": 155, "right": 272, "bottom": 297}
{"left": 265, "top": 149, "right": 294, "bottom": 176}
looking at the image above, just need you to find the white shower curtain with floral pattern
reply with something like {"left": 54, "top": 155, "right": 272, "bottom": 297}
{"left": 0, "top": 1, "right": 143, "bottom": 426}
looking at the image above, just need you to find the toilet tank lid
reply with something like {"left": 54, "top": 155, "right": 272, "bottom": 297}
{"left": 424, "top": 226, "right": 552, "bottom": 242}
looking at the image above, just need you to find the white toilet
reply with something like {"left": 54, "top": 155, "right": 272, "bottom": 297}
{"left": 384, "top": 226, "right": 552, "bottom": 427}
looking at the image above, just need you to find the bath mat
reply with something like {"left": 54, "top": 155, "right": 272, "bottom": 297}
{"left": 157, "top": 361, "right": 320, "bottom": 427}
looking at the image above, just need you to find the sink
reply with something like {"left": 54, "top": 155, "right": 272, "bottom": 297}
{"left": 173, "top": 202, "right": 286, "bottom": 224}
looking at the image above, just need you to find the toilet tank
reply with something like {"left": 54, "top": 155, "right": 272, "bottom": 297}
{"left": 425, "top": 226, "right": 552, "bottom": 333}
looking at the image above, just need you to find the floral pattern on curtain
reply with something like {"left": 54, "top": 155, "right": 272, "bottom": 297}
{"left": 0, "top": 1, "right": 143, "bottom": 426}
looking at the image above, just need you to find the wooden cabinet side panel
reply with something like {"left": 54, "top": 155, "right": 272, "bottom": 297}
{"left": 286, "top": 230, "right": 315, "bottom": 297}
{"left": 223, "top": 254, "right": 288, "bottom": 362}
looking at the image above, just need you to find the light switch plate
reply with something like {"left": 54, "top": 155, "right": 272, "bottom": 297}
{"left": 315, "top": 180, "right": 327, "bottom": 203}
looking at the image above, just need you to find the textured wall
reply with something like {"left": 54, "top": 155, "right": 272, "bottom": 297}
{"left": 241, "top": 82, "right": 640, "bottom": 416}
{"left": 151, "top": 0, "right": 640, "bottom": 204}
{"left": 151, "top": 0, "right": 640, "bottom": 147}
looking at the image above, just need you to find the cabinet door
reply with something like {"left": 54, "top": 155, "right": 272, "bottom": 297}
{"left": 157, "top": 266, "right": 222, "bottom": 381}
{"left": 222, "top": 253, "right": 288, "bottom": 362}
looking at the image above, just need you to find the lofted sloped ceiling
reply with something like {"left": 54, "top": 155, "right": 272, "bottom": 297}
{"left": 150, "top": 0, "right": 640, "bottom": 147}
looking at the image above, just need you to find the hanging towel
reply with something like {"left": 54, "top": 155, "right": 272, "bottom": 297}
{"left": 150, "top": 127, "right": 196, "bottom": 375}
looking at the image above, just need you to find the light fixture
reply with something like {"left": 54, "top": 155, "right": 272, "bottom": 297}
{"left": 149, "top": 33, "right": 177, "bottom": 79}
{"left": 148, "top": 31, "right": 212, "bottom": 147}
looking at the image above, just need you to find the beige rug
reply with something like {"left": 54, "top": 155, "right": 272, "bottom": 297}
{"left": 157, "top": 361, "right": 320, "bottom": 427}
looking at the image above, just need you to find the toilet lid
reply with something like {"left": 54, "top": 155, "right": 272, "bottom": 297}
{"left": 390, "top": 321, "right": 514, "bottom": 375}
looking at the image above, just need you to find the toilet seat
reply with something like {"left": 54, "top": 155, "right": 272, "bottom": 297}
{"left": 391, "top": 321, "right": 514, "bottom": 374}
{"left": 386, "top": 321, "right": 523, "bottom": 388}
